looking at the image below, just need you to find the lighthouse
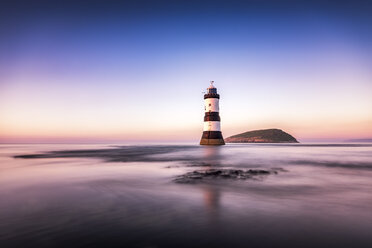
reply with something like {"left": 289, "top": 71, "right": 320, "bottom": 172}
{"left": 200, "top": 81, "right": 225, "bottom": 145}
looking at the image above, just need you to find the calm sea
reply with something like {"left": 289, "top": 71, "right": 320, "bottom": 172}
{"left": 1, "top": 143, "right": 372, "bottom": 248}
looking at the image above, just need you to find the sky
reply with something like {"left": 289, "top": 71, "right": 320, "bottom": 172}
{"left": 0, "top": 0, "right": 371, "bottom": 143}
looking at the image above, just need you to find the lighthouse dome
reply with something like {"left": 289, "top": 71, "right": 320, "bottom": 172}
{"left": 207, "top": 81, "right": 217, "bottom": 94}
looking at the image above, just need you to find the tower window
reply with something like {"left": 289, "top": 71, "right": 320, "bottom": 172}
{"left": 209, "top": 103, "right": 211, "bottom": 106}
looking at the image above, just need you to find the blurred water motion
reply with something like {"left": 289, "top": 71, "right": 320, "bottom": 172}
{"left": 1, "top": 143, "right": 372, "bottom": 247}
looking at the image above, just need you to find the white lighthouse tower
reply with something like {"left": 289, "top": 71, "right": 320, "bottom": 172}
{"left": 200, "top": 81, "right": 225, "bottom": 145}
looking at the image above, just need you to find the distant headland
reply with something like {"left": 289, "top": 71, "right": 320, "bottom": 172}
{"left": 225, "top": 128, "right": 298, "bottom": 143}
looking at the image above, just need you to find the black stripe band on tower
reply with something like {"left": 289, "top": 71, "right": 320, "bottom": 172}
{"left": 204, "top": 112, "right": 221, "bottom": 121}
{"left": 202, "top": 131, "right": 224, "bottom": 139}
{"left": 205, "top": 112, "right": 220, "bottom": 116}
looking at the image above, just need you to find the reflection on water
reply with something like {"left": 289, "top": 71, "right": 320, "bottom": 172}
{"left": 1, "top": 143, "right": 372, "bottom": 247}
{"left": 202, "top": 146, "right": 222, "bottom": 165}
{"left": 202, "top": 184, "right": 221, "bottom": 215}
{"left": 201, "top": 147, "right": 222, "bottom": 214}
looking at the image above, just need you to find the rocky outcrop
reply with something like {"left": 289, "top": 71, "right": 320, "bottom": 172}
{"left": 174, "top": 168, "right": 282, "bottom": 183}
{"left": 225, "top": 128, "right": 298, "bottom": 143}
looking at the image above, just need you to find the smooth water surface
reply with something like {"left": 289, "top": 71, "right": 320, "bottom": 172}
{"left": 1, "top": 143, "right": 372, "bottom": 247}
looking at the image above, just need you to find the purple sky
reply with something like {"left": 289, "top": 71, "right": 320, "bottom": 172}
{"left": 1, "top": 0, "right": 371, "bottom": 143}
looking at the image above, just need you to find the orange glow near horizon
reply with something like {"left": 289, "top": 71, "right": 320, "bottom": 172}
{"left": 1, "top": 116, "right": 371, "bottom": 143}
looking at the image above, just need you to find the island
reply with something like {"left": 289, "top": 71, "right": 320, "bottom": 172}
{"left": 225, "top": 128, "right": 298, "bottom": 143}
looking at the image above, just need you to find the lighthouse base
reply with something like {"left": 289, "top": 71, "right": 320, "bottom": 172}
{"left": 200, "top": 138, "right": 225, "bottom": 145}
{"left": 200, "top": 131, "right": 225, "bottom": 146}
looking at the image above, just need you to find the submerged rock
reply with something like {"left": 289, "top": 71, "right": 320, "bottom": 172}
{"left": 174, "top": 168, "right": 281, "bottom": 183}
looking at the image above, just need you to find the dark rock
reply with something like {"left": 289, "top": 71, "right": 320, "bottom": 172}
{"left": 174, "top": 168, "right": 282, "bottom": 183}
